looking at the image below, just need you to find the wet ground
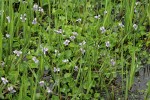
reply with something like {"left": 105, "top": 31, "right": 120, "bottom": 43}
{"left": 129, "top": 64, "right": 150, "bottom": 99}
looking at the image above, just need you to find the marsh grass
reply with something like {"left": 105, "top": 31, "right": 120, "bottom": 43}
{"left": 0, "top": 0, "right": 150, "bottom": 99}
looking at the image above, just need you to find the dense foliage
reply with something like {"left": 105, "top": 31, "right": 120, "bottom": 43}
{"left": 0, "top": 0, "right": 150, "bottom": 99}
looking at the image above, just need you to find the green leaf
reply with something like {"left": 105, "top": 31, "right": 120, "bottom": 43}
{"left": 64, "top": 73, "right": 71, "bottom": 78}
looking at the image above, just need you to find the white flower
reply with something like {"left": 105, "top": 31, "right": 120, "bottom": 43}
{"left": 135, "top": 2, "right": 141, "bottom": 6}
{"left": 62, "top": 59, "right": 69, "bottom": 63}
{"left": 13, "top": 50, "right": 22, "bottom": 56}
{"left": 100, "top": 26, "right": 106, "bottom": 33}
{"left": 63, "top": 40, "right": 70, "bottom": 46}
{"left": 94, "top": 15, "right": 100, "bottom": 19}
{"left": 6, "top": 34, "right": 10, "bottom": 38}
{"left": 79, "top": 41, "right": 86, "bottom": 46}
{"left": 133, "top": 24, "right": 138, "bottom": 30}
{"left": 1, "top": 77, "right": 8, "bottom": 84}
{"left": 32, "top": 57, "right": 39, "bottom": 64}
{"left": 20, "top": 14, "right": 27, "bottom": 22}
{"left": 38, "top": 7, "right": 44, "bottom": 13}
{"left": 105, "top": 41, "right": 110, "bottom": 47}
{"left": 6, "top": 16, "right": 10, "bottom": 23}
{"left": 39, "top": 81, "right": 45, "bottom": 87}
{"left": 54, "top": 49, "right": 59, "bottom": 54}
{"left": 22, "top": 1, "right": 27, "bottom": 4}
{"left": 54, "top": 67, "right": 60, "bottom": 72}
{"left": 70, "top": 36, "right": 76, "bottom": 41}
{"left": 46, "top": 87, "right": 52, "bottom": 93}
{"left": 110, "top": 59, "right": 116, "bottom": 66}
{"left": 1, "top": 61, "right": 5, "bottom": 66}
{"left": 118, "top": 22, "right": 124, "bottom": 28}
{"left": 104, "top": 10, "right": 107, "bottom": 15}
{"left": 76, "top": 18, "right": 82, "bottom": 22}
{"left": 8, "top": 86, "right": 16, "bottom": 93}
{"left": 80, "top": 48, "right": 85, "bottom": 54}
{"left": 42, "top": 47, "right": 48, "bottom": 54}
{"left": 32, "top": 18, "right": 37, "bottom": 24}
{"left": 72, "top": 32, "right": 78, "bottom": 36}
{"left": 134, "top": 9, "right": 137, "bottom": 13}
{"left": 33, "top": 4, "right": 39, "bottom": 11}
{"left": 54, "top": 29, "right": 64, "bottom": 34}
{"left": 74, "top": 66, "right": 78, "bottom": 71}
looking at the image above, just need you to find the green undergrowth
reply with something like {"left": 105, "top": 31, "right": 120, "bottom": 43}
{"left": 0, "top": 0, "right": 150, "bottom": 99}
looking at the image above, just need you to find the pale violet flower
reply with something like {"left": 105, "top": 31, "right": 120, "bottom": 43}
{"left": 54, "top": 29, "right": 64, "bottom": 34}
{"left": 6, "top": 16, "right": 10, "bottom": 23}
{"left": 32, "top": 57, "right": 39, "bottom": 64}
{"left": 32, "top": 18, "right": 37, "bottom": 24}
{"left": 94, "top": 15, "right": 100, "bottom": 19}
{"left": 39, "top": 81, "right": 45, "bottom": 87}
{"left": 72, "top": 32, "right": 78, "bottom": 36}
{"left": 46, "top": 87, "right": 52, "bottom": 93}
{"left": 134, "top": 9, "right": 138, "bottom": 13}
{"left": 54, "top": 67, "right": 60, "bottom": 72}
{"left": 105, "top": 41, "right": 110, "bottom": 47}
{"left": 38, "top": 7, "right": 44, "bottom": 13}
{"left": 54, "top": 49, "right": 59, "bottom": 54}
{"left": 1, "top": 77, "right": 8, "bottom": 84}
{"left": 13, "top": 50, "right": 22, "bottom": 56}
{"left": 76, "top": 18, "right": 82, "bottom": 22}
{"left": 42, "top": 47, "right": 48, "bottom": 54}
{"left": 74, "top": 66, "right": 78, "bottom": 71}
{"left": 133, "top": 24, "right": 138, "bottom": 30}
{"left": 80, "top": 48, "right": 85, "bottom": 54}
{"left": 70, "top": 36, "right": 76, "bottom": 41}
{"left": 54, "top": 50, "right": 60, "bottom": 56}
{"left": 104, "top": 10, "right": 107, "bottom": 15}
{"left": 79, "top": 41, "right": 86, "bottom": 46}
{"left": 100, "top": 26, "right": 106, "bottom": 33}
{"left": 63, "top": 40, "right": 70, "bottom": 46}
{"left": 33, "top": 4, "right": 39, "bottom": 11}
{"left": 1, "top": 61, "right": 5, "bottom": 66}
{"left": 6, "top": 34, "right": 10, "bottom": 38}
{"left": 20, "top": 14, "right": 27, "bottom": 22}
{"left": 135, "top": 2, "right": 141, "bottom": 6}
{"left": 62, "top": 59, "right": 69, "bottom": 63}
{"left": 110, "top": 59, "right": 116, "bottom": 66}
{"left": 118, "top": 22, "right": 124, "bottom": 28}
{"left": 8, "top": 86, "right": 16, "bottom": 93}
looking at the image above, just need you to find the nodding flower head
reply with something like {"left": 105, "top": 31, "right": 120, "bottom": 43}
{"left": 118, "top": 22, "right": 124, "bottom": 28}
{"left": 32, "top": 57, "right": 39, "bottom": 64}
{"left": 33, "top": 4, "right": 39, "bottom": 11}
{"left": 6, "top": 16, "right": 10, "bottom": 23}
{"left": 100, "top": 26, "right": 106, "bottom": 33}
{"left": 32, "top": 18, "right": 37, "bottom": 24}
{"left": 13, "top": 50, "right": 22, "bottom": 56}
{"left": 8, "top": 86, "right": 16, "bottom": 93}
{"left": 94, "top": 15, "right": 100, "bottom": 19}
{"left": 39, "top": 81, "right": 45, "bottom": 87}
{"left": 63, "top": 40, "right": 70, "bottom": 46}
{"left": 133, "top": 24, "right": 138, "bottom": 30}
{"left": 105, "top": 41, "right": 110, "bottom": 47}
{"left": 62, "top": 59, "right": 69, "bottom": 63}
{"left": 20, "top": 14, "right": 27, "bottom": 22}
{"left": 110, "top": 59, "right": 116, "bottom": 66}
{"left": 54, "top": 67, "right": 60, "bottom": 72}
{"left": 1, "top": 77, "right": 8, "bottom": 84}
{"left": 76, "top": 18, "right": 82, "bottom": 22}
{"left": 46, "top": 87, "right": 52, "bottom": 93}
